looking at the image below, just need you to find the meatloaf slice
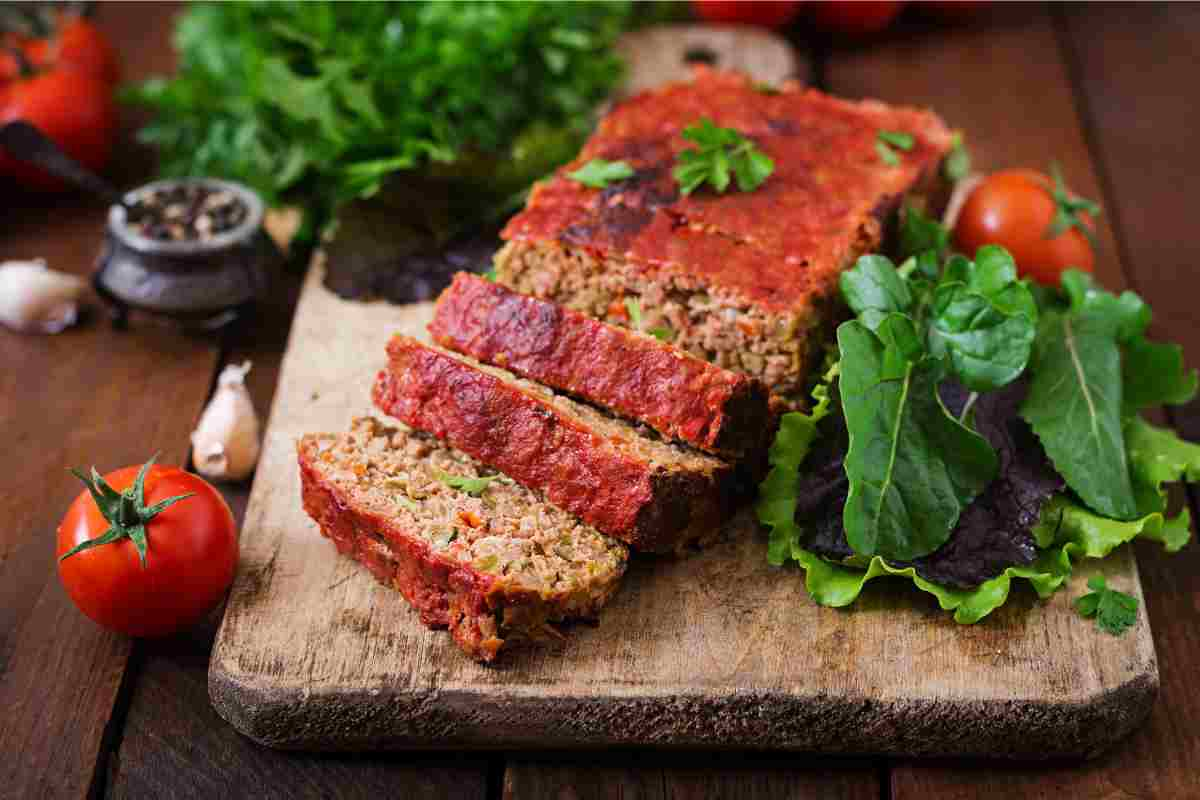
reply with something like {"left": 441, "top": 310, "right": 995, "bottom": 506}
{"left": 373, "top": 335, "right": 737, "bottom": 553}
{"left": 429, "top": 272, "right": 771, "bottom": 459}
{"left": 496, "top": 67, "right": 952, "bottom": 402}
{"left": 298, "top": 417, "right": 628, "bottom": 663}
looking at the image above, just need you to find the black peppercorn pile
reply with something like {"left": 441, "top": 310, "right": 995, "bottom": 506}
{"left": 126, "top": 184, "right": 248, "bottom": 242}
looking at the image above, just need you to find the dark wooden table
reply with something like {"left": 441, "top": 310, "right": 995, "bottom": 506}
{"left": 4, "top": 3, "right": 1198, "bottom": 798}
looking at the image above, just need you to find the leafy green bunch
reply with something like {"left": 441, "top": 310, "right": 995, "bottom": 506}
{"left": 835, "top": 219, "right": 1038, "bottom": 560}
{"left": 758, "top": 205, "right": 1200, "bottom": 626}
{"left": 124, "top": 1, "right": 636, "bottom": 227}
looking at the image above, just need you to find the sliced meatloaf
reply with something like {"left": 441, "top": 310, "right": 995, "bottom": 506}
{"left": 298, "top": 417, "right": 628, "bottom": 663}
{"left": 429, "top": 271, "right": 771, "bottom": 459}
{"left": 373, "top": 335, "right": 737, "bottom": 553}
{"left": 496, "top": 67, "right": 952, "bottom": 402}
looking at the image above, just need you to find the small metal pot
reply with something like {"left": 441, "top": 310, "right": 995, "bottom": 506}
{"left": 94, "top": 178, "right": 275, "bottom": 329}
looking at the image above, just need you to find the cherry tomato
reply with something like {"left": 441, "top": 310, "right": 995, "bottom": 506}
{"left": 0, "top": 68, "right": 117, "bottom": 191}
{"left": 954, "top": 168, "right": 1098, "bottom": 286}
{"left": 57, "top": 462, "right": 238, "bottom": 638}
{"left": 807, "top": 1, "right": 905, "bottom": 35}
{"left": 691, "top": 0, "right": 806, "bottom": 28}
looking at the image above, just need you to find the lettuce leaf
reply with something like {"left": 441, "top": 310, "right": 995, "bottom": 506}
{"left": 758, "top": 363, "right": 836, "bottom": 567}
{"left": 787, "top": 491, "right": 1188, "bottom": 624}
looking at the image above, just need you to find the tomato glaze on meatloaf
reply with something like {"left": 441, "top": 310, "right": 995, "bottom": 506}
{"left": 496, "top": 67, "right": 953, "bottom": 402}
{"left": 298, "top": 417, "right": 628, "bottom": 662}
{"left": 430, "top": 272, "right": 772, "bottom": 459}
{"left": 373, "top": 335, "right": 738, "bottom": 553}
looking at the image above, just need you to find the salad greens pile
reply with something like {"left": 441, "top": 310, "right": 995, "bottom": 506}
{"left": 123, "top": 1, "right": 646, "bottom": 234}
{"left": 759, "top": 206, "right": 1199, "bottom": 628}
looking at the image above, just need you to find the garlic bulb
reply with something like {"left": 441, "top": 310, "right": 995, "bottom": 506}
{"left": 0, "top": 259, "right": 86, "bottom": 333}
{"left": 191, "top": 361, "right": 261, "bottom": 482}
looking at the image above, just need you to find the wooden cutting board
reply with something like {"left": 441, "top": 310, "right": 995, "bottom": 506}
{"left": 209, "top": 259, "right": 1157, "bottom": 758}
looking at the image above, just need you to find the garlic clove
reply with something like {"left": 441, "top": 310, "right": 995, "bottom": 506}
{"left": 191, "top": 360, "right": 262, "bottom": 482}
{"left": 0, "top": 259, "right": 87, "bottom": 334}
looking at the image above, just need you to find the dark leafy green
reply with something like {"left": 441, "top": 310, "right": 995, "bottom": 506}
{"left": 672, "top": 118, "right": 774, "bottom": 196}
{"left": 838, "top": 320, "right": 997, "bottom": 560}
{"left": 1018, "top": 270, "right": 1190, "bottom": 520}
{"left": 898, "top": 203, "right": 950, "bottom": 262}
{"left": 927, "top": 246, "right": 1037, "bottom": 392}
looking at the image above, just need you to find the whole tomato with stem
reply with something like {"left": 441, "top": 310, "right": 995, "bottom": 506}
{"left": 953, "top": 165, "right": 1100, "bottom": 286}
{"left": 57, "top": 458, "right": 238, "bottom": 638}
{"left": 0, "top": 56, "right": 117, "bottom": 191}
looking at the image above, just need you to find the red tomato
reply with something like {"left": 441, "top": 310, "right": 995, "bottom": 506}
{"left": 0, "top": 68, "right": 117, "bottom": 191}
{"left": 953, "top": 168, "right": 1098, "bottom": 286}
{"left": 807, "top": 1, "right": 905, "bottom": 35}
{"left": 31, "top": 17, "right": 121, "bottom": 85}
{"left": 57, "top": 462, "right": 238, "bottom": 638}
{"left": 692, "top": 0, "right": 806, "bottom": 28}
{"left": 0, "top": 15, "right": 119, "bottom": 85}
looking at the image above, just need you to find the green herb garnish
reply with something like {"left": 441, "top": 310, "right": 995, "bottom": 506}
{"left": 672, "top": 118, "right": 774, "bottom": 196}
{"left": 1074, "top": 576, "right": 1138, "bottom": 635}
{"left": 649, "top": 326, "right": 674, "bottom": 342}
{"left": 567, "top": 158, "right": 635, "bottom": 189}
{"left": 434, "top": 469, "right": 499, "bottom": 497}
{"left": 1044, "top": 162, "right": 1102, "bottom": 246}
{"left": 875, "top": 129, "right": 914, "bottom": 167}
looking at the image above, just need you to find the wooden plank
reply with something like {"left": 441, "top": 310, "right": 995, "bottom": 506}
{"left": 815, "top": 3, "right": 1200, "bottom": 796}
{"left": 208, "top": 258, "right": 1153, "bottom": 758}
{"left": 108, "top": 617, "right": 489, "bottom": 800}
{"left": 0, "top": 4, "right": 224, "bottom": 797}
{"left": 505, "top": 756, "right": 879, "bottom": 800}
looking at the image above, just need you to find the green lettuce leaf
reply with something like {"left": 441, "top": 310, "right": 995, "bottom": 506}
{"left": 758, "top": 363, "right": 837, "bottom": 566}
{"left": 786, "top": 490, "right": 1189, "bottom": 624}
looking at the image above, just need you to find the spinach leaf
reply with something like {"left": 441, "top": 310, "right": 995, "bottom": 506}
{"left": 1123, "top": 337, "right": 1198, "bottom": 412}
{"left": 838, "top": 320, "right": 998, "bottom": 560}
{"left": 927, "top": 246, "right": 1037, "bottom": 392}
{"left": 898, "top": 203, "right": 950, "bottom": 262}
{"left": 839, "top": 254, "right": 914, "bottom": 333}
{"left": 1020, "top": 305, "right": 1136, "bottom": 519}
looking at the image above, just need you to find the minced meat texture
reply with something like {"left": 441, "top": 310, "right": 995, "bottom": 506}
{"left": 794, "top": 379, "right": 1064, "bottom": 589}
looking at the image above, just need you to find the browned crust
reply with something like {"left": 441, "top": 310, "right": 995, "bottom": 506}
{"left": 372, "top": 336, "right": 737, "bottom": 553}
{"left": 297, "top": 438, "right": 621, "bottom": 663}
{"left": 501, "top": 68, "right": 954, "bottom": 314}
{"left": 429, "top": 272, "right": 771, "bottom": 459}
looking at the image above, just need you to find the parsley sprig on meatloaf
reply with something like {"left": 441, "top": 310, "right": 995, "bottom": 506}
{"left": 673, "top": 118, "right": 774, "bottom": 195}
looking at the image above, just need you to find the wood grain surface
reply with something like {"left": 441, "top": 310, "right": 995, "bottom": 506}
{"left": 209, "top": 257, "right": 1155, "bottom": 758}
{"left": 0, "top": 5, "right": 217, "bottom": 797}
{"left": 4, "top": 3, "right": 1197, "bottom": 798}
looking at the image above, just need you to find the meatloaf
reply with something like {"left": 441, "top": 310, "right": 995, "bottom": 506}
{"left": 495, "top": 67, "right": 953, "bottom": 402}
{"left": 429, "top": 271, "right": 771, "bottom": 459}
{"left": 298, "top": 417, "right": 628, "bottom": 662}
{"left": 373, "top": 335, "right": 737, "bottom": 553}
